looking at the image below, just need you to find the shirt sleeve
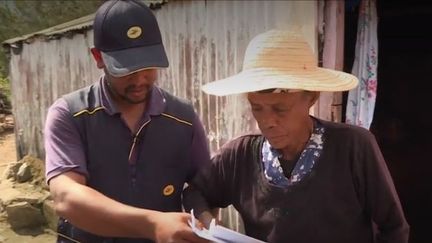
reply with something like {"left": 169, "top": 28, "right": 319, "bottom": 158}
{"left": 354, "top": 129, "right": 409, "bottom": 243}
{"left": 44, "top": 98, "right": 88, "bottom": 183}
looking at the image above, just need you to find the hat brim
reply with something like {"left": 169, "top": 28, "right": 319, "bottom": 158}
{"left": 101, "top": 43, "right": 169, "bottom": 77}
{"left": 202, "top": 67, "right": 359, "bottom": 96}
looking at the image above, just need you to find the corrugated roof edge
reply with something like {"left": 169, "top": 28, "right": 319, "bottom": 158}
{"left": 2, "top": 13, "right": 95, "bottom": 46}
{"left": 2, "top": 0, "right": 169, "bottom": 47}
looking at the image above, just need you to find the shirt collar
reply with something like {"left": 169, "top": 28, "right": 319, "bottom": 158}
{"left": 147, "top": 85, "right": 166, "bottom": 116}
{"left": 99, "top": 76, "right": 166, "bottom": 116}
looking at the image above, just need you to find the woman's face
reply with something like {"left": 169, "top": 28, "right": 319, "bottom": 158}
{"left": 247, "top": 91, "right": 317, "bottom": 150}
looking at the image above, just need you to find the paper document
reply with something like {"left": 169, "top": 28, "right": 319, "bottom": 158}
{"left": 189, "top": 210, "right": 267, "bottom": 243}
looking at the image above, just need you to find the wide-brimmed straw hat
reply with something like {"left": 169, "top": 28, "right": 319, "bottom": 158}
{"left": 202, "top": 30, "right": 358, "bottom": 96}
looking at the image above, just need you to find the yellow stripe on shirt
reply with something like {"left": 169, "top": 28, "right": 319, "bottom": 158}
{"left": 161, "top": 113, "right": 192, "bottom": 126}
{"left": 73, "top": 107, "right": 105, "bottom": 117}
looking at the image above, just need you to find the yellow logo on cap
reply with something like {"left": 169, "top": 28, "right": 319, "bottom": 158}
{"left": 163, "top": 185, "right": 175, "bottom": 196}
{"left": 127, "top": 26, "right": 142, "bottom": 39}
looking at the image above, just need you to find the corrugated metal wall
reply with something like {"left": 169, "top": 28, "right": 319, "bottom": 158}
{"left": 156, "top": 0, "right": 317, "bottom": 154}
{"left": 9, "top": 33, "right": 102, "bottom": 158}
{"left": 7, "top": 0, "right": 317, "bottom": 232}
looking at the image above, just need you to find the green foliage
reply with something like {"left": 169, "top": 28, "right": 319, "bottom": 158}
{"left": 0, "top": 52, "right": 7, "bottom": 78}
{"left": 0, "top": 76, "right": 10, "bottom": 94}
{"left": 0, "top": 75, "right": 11, "bottom": 110}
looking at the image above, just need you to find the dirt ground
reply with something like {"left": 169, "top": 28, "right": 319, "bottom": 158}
{"left": 0, "top": 132, "right": 16, "bottom": 175}
{"left": 0, "top": 131, "right": 56, "bottom": 243}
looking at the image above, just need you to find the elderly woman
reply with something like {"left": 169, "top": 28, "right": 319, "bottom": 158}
{"left": 184, "top": 30, "right": 409, "bottom": 243}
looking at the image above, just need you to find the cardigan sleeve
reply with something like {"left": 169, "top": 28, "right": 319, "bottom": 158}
{"left": 183, "top": 136, "right": 244, "bottom": 216}
{"left": 353, "top": 129, "right": 409, "bottom": 243}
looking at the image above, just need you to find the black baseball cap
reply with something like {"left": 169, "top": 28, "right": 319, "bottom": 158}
{"left": 93, "top": 0, "right": 169, "bottom": 77}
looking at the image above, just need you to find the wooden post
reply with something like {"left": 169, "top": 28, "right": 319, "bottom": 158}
{"left": 315, "top": 0, "right": 345, "bottom": 122}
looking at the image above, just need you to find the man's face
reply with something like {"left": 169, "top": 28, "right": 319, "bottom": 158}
{"left": 247, "top": 91, "right": 315, "bottom": 150}
{"left": 106, "top": 69, "right": 158, "bottom": 104}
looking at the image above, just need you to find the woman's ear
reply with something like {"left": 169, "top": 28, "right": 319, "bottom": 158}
{"left": 308, "top": 91, "right": 320, "bottom": 107}
{"left": 90, "top": 48, "right": 105, "bottom": 69}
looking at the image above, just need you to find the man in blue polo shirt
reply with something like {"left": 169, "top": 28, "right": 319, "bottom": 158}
{"left": 44, "top": 0, "right": 210, "bottom": 242}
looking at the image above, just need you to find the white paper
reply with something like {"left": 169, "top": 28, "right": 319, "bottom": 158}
{"left": 189, "top": 210, "right": 267, "bottom": 243}
{"left": 188, "top": 210, "right": 225, "bottom": 243}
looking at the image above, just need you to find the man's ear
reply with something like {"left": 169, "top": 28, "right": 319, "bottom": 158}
{"left": 90, "top": 48, "right": 105, "bottom": 69}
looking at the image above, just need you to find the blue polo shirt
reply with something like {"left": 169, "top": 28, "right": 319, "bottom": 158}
{"left": 44, "top": 76, "right": 210, "bottom": 241}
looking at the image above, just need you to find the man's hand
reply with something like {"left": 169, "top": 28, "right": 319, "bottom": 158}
{"left": 152, "top": 212, "right": 209, "bottom": 243}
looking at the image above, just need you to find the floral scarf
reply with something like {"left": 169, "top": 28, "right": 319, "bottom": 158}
{"left": 261, "top": 120, "right": 325, "bottom": 187}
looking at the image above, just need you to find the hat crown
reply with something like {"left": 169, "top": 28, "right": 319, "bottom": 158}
{"left": 93, "top": 0, "right": 162, "bottom": 52}
{"left": 243, "top": 30, "right": 317, "bottom": 72}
